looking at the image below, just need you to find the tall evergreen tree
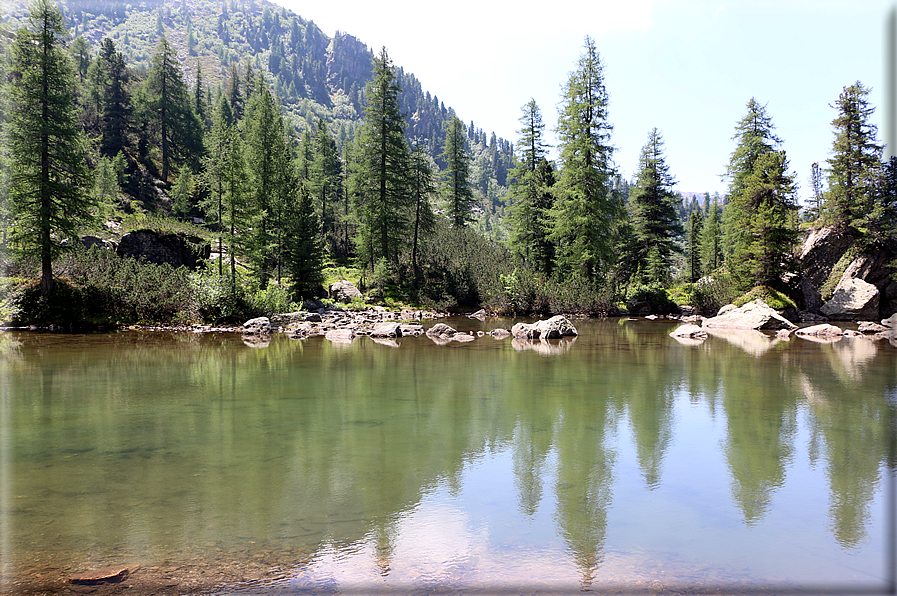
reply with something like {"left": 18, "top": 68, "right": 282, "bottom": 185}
{"left": 685, "top": 210, "right": 704, "bottom": 283}
{"left": 352, "top": 46, "right": 410, "bottom": 268}
{"left": 311, "top": 118, "right": 342, "bottom": 252}
{"left": 550, "top": 36, "right": 618, "bottom": 281}
{"left": 284, "top": 179, "right": 324, "bottom": 299}
{"left": 728, "top": 150, "right": 799, "bottom": 289}
{"left": 723, "top": 99, "right": 781, "bottom": 258}
{"left": 99, "top": 38, "right": 132, "bottom": 158}
{"left": 243, "top": 76, "right": 288, "bottom": 287}
{"left": 201, "top": 95, "right": 246, "bottom": 294}
{"left": 824, "top": 81, "right": 882, "bottom": 230}
{"left": 9, "top": 0, "right": 93, "bottom": 296}
{"left": 626, "top": 128, "right": 682, "bottom": 284}
{"left": 700, "top": 200, "right": 722, "bottom": 275}
{"left": 806, "top": 162, "right": 824, "bottom": 223}
{"left": 143, "top": 36, "right": 203, "bottom": 180}
{"left": 441, "top": 115, "right": 475, "bottom": 227}
{"left": 409, "top": 142, "right": 436, "bottom": 280}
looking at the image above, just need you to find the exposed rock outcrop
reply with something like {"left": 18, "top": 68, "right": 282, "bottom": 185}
{"left": 820, "top": 278, "right": 880, "bottom": 320}
{"left": 702, "top": 299, "right": 797, "bottom": 330}
{"left": 798, "top": 227, "right": 857, "bottom": 311}
{"left": 329, "top": 280, "right": 362, "bottom": 303}
{"left": 117, "top": 229, "right": 210, "bottom": 269}
{"left": 511, "top": 315, "right": 578, "bottom": 339}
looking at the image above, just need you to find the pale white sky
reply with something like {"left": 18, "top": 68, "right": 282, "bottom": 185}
{"left": 273, "top": 0, "right": 890, "bottom": 202}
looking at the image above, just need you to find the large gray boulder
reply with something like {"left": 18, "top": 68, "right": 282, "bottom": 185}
{"left": 426, "top": 323, "right": 458, "bottom": 337}
{"left": 702, "top": 299, "right": 797, "bottom": 330}
{"left": 117, "top": 229, "right": 210, "bottom": 269}
{"left": 370, "top": 322, "right": 403, "bottom": 338}
{"left": 669, "top": 324, "right": 708, "bottom": 339}
{"left": 798, "top": 227, "right": 857, "bottom": 311}
{"left": 511, "top": 315, "right": 578, "bottom": 339}
{"left": 329, "top": 280, "right": 362, "bottom": 303}
{"left": 242, "top": 317, "right": 272, "bottom": 335}
{"left": 820, "top": 277, "right": 880, "bottom": 321}
{"left": 795, "top": 324, "right": 844, "bottom": 337}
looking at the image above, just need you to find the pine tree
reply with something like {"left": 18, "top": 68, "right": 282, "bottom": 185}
{"left": 728, "top": 150, "right": 799, "bottom": 289}
{"left": 824, "top": 82, "right": 882, "bottom": 230}
{"left": 700, "top": 200, "right": 722, "bottom": 275}
{"left": 285, "top": 181, "right": 324, "bottom": 299}
{"left": 409, "top": 142, "right": 436, "bottom": 280}
{"left": 723, "top": 99, "right": 781, "bottom": 258}
{"left": 9, "top": 0, "right": 93, "bottom": 296}
{"left": 171, "top": 169, "right": 194, "bottom": 219}
{"left": 550, "top": 36, "right": 618, "bottom": 281}
{"left": 311, "top": 118, "right": 342, "bottom": 252}
{"left": 352, "top": 46, "right": 411, "bottom": 268}
{"left": 441, "top": 115, "right": 475, "bottom": 227}
{"left": 99, "top": 38, "right": 132, "bottom": 158}
{"left": 143, "top": 36, "right": 203, "bottom": 180}
{"left": 685, "top": 210, "right": 703, "bottom": 283}
{"left": 243, "top": 76, "right": 288, "bottom": 287}
{"left": 806, "top": 162, "right": 824, "bottom": 223}
{"left": 627, "top": 128, "right": 682, "bottom": 284}
{"left": 201, "top": 95, "right": 246, "bottom": 294}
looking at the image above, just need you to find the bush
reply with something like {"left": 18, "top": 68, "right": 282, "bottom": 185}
{"left": 625, "top": 281, "right": 677, "bottom": 315}
{"left": 691, "top": 274, "right": 738, "bottom": 315}
{"left": 243, "top": 282, "right": 299, "bottom": 318}
{"left": 733, "top": 285, "right": 797, "bottom": 311}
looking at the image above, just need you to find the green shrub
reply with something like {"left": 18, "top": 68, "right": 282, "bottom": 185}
{"left": 244, "top": 282, "right": 299, "bottom": 317}
{"left": 691, "top": 274, "right": 739, "bottom": 315}
{"left": 733, "top": 285, "right": 797, "bottom": 311}
{"left": 625, "top": 281, "right": 677, "bottom": 315}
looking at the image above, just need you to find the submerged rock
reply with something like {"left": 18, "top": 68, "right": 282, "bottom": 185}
{"left": 795, "top": 324, "right": 844, "bottom": 336}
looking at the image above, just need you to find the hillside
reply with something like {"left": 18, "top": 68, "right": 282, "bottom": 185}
{"left": 1, "top": 0, "right": 514, "bottom": 235}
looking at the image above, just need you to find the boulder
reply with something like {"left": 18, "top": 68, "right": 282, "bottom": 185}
{"left": 370, "top": 322, "right": 402, "bottom": 338}
{"left": 795, "top": 324, "right": 843, "bottom": 336}
{"left": 453, "top": 333, "right": 476, "bottom": 342}
{"left": 80, "top": 235, "right": 116, "bottom": 250}
{"left": 117, "top": 229, "right": 210, "bottom": 269}
{"left": 325, "top": 328, "right": 356, "bottom": 343}
{"left": 511, "top": 315, "right": 579, "bottom": 339}
{"left": 857, "top": 321, "right": 888, "bottom": 333}
{"left": 242, "top": 317, "right": 272, "bottom": 335}
{"left": 399, "top": 323, "right": 424, "bottom": 336}
{"left": 798, "top": 226, "right": 858, "bottom": 308}
{"left": 702, "top": 299, "right": 797, "bottom": 330}
{"left": 426, "top": 323, "right": 458, "bottom": 337}
{"left": 329, "top": 280, "right": 362, "bottom": 303}
{"left": 669, "top": 324, "right": 708, "bottom": 339}
{"left": 820, "top": 277, "right": 880, "bottom": 320}
{"left": 490, "top": 328, "right": 511, "bottom": 338}
{"left": 882, "top": 313, "right": 897, "bottom": 328}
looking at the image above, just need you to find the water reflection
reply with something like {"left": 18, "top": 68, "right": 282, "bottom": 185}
{"left": 1, "top": 320, "right": 894, "bottom": 592}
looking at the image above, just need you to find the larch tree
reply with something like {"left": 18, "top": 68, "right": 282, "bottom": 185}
{"left": 700, "top": 200, "right": 722, "bottom": 275}
{"left": 311, "top": 118, "right": 342, "bottom": 252}
{"left": 99, "top": 38, "right": 132, "bottom": 158}
{"left": 243, "top": 76, "right": 288, "bottom": 287}
{"left": 509, "top": 99, "right": 555, "bottom": 275}
{"left": 143, "top": 36, "right": 203, "bottom": 180}
{"left": 685, "top": 210, "right": 704, "bottom": 283}
{"left": 627, "top": 128, "right": 682, "bottom": 284}
{"left": 550, "top": 36, "right": 618, "bottom": 282}
{"left": 441, "top": 114, "right": 475, "bottom": 228}
{"left": 352, "top": 46, "right": 411, "bottom": 268}
{"left": 409, "top": 142, "right": 436, "bottom": 281}
{"left": 824, "top": 81, "right": 882, "bottom": 230}
{"left": 9, "top": 0, "right": 93, "bottom": 296}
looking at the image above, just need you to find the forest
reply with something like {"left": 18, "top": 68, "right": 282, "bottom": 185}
{"left": 0, "top": 0, "right": 895, "bottom": 327}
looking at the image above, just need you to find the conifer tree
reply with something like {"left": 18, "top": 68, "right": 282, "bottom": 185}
{"left": 285, "top": 181, "right": 324, "bottom": 299}
{"left": 352, "top": 46, "right": 410, "bottom": 268}
{"left": 728, "top": 150, "right": 799, "bottom": 289}
{"left": 685, "top": 210, "right": 703, "bottom": 283}
{"left": 243, "top": 76, "right": 287, "bottom": 287}
{"left": 723, "top": 99, "right": 781, "bottom": 258}
{"left": 201, "top": 95, "right": 245, "bottom": 294}
{"left": 441, "top": 115, "right": 475, "bottom": 227}
{"left": 509, "top": 99, "right": 556, "bottom": 275}
{"left": 807, "top": 162, "right": 824, "bottom": 223}
{"left": 627, "top": 128, "right": 682, "bottom": 284}
{"left": 409, "top": 142, "right": 436, "bottom": 279}
{"left": 550, "top": 36, "right": 618, "bottom": 282}
{"left": 311, "top": 118, "right": 342, "bottom": 252}
{"left": 700, "top": 200, "right": 722, "bottom": 275}
{"left": 143, "top": 36, "right": 203, "bottom": 180}
{"left": 9, "top": 0, "right": 93, "bottom": 296}
{"left": 99, "top": 38, "right": 132, "bottom": 158}
{"left": 824, "top": 82, "right": 882, "bottom": 229}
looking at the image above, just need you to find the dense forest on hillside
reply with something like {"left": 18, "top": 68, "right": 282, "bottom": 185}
{"left": 1, "top": 0, "right": 895, "bottom": 328}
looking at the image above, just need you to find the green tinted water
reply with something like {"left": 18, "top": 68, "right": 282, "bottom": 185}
{"left": 0, "top": 319, "right": 894, "bottom": 593}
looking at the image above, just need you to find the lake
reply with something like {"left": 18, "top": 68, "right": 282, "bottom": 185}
{"left": 0, "top": 318, "right": 894, "bottom": 594}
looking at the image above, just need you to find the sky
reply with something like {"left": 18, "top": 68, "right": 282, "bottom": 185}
{"left": 272, "top": 0, "right": 892, "bottom": 203}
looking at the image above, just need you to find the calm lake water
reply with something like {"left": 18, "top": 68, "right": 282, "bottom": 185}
{"left": 1, "top": 318, "right": 895, "bottom": 594}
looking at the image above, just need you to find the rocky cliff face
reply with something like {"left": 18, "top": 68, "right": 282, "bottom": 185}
{"left": 797, "top": 227, "right": 896, "bottom": 319}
